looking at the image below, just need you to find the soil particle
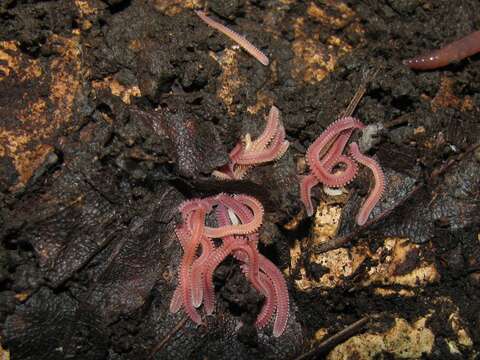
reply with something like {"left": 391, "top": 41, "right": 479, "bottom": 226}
{"left": 210, "top": 0, "right": 245, "bottom": 20}
{"left": 0, "top": 1, "right": 78, "bottom": 55}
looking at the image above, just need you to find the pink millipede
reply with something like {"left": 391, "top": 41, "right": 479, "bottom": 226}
{"left": 172, "top": 194, "right": 289, "bottom": 336}
{"left": 299, "top": 174, "right": 319, "bottom": 217}
{"left": 306, "top": 117, "right": 364, "bottom": 188}
{"left": 195, "top": 10, "right": 270, "bottom": 66}
{"left": 404, "top": 30, "right": 480, "bottom": 70}
{"left": 180, "top": 208, "right": 206, "bottom": 325}
{"left": 349, "top": 142, "right": 385, "bottom": 226}
{"left": 259, "top": 254, "right": 289, "bottom": 337}
{"left": 250, "top": 105, "right": 280, "bottom": 152}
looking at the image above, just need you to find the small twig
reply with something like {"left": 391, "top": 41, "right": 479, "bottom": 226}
{"left": 383, "top": 114, "right": 410, "bottom": 129}
{"left": 148, "top": 316, "right": 189, "bottom": 359}
{"left": 383, "top": 115, "right": 410, "bottom": 129}
{"left": 466, "top": 266, "right": 480, "bottom": 274}
{"left": 314, "top": 141, "right": 480, "bottom": 254}
{"left": 294, "top": 316, "right": 369, "bottom": 360}
{"left": 428, "top": 142, "right": 480, "bottom": 180}
{"left": 341, "top": 68, "right": 379, "bottom": 118}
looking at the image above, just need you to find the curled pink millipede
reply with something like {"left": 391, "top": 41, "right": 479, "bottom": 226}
{"left": 195, "top": 10, "right": 269, "bottom": 66}
{"left": 301, "top": 116, "right": 386, "bottom": 225}
{"left": 349, "top": 142, "right": 385, "bottom": 226}
{"left": 301, "top": 117, "right": 364, "bottom": 216}
{"left": 404, "top": 30, "right": 480, "bottom": 70}
{"left": 306, "top": 117, "right": 364, "bottom": 187}
{"left": 213, "top": 105, "right": 289, "bottom": 180}
{"left": 171, "top": 194, "right": 289, "bottom": 336}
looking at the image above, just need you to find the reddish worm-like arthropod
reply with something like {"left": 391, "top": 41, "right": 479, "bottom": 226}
{"left": 404, "top": 30, "right": 480, "bottom": 70}
{"left": 349, "top": 142, "right": 385, "bottom": 226}
{"left": 195, "top": 10, "right": 269, "bottom": 66}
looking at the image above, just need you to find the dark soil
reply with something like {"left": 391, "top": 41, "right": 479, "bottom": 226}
{"left": 1, "top": 0, "right": 479, "bottom": 359}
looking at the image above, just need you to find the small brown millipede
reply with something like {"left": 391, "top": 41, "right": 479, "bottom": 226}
{"left": 404, "top": 30, "right": 480, "bottom": 70}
